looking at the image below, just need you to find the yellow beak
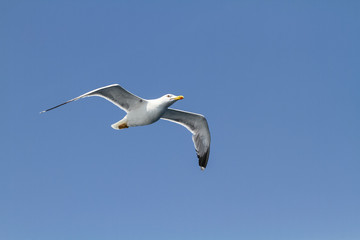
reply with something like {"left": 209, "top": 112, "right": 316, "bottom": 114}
{"left": 172, "top": 95, "right": 184, "bottom": 100}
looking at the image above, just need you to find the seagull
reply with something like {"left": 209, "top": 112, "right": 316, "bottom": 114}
{"left": 41, "top": 84, "right": 211, "bottom": 170}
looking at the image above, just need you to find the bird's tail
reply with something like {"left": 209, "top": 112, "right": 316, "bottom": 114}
{"left": 111, "top": 119, "right": 129, "bottom": 130}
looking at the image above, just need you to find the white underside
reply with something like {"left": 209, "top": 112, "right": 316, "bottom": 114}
{"left": 112, "top": 100, "right": 168, "bottom": 129}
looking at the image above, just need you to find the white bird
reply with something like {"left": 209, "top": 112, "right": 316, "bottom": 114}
{"left": 41, "top": 84, "right": 211, "bottom": 170}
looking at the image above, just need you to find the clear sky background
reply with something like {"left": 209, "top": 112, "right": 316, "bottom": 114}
{"left": 1, "top": 1, "right": 359, "bottom": 239}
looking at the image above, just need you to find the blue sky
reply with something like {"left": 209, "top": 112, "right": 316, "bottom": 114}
{"left": 1, "top": 1, "right": 360, "bottom": 239}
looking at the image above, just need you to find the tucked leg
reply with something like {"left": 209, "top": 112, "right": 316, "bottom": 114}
{"left": 111, "top": 118, "right": 129, "bottom": 130}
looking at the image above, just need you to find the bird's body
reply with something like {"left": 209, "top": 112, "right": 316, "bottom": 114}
{"left": 125, "top": 98, "right": 170, "bottom": 127}
{"left": 111, "top": 93, "right": 183, "bottom": 129}
{"left": 41, "top": 84, "right": 211, "bottom": 170}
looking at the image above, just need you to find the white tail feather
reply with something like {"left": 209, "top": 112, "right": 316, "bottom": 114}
{"left": 111, "top": 119, "right": 128, "bottom": 130}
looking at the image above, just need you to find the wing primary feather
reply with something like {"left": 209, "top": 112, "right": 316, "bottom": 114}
{"left": 161, "top": 108, "right": 211, "bottom": 170}
{"left": 198, "top": 148, "right": 210, "bottom": 170}
{"left": 40, "top": 84, "right": 144, "bottom": 114}
{"left": 40, "top": 96, "right": 81, "bottom": 113}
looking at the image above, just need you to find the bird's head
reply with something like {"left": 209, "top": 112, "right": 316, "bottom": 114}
{"left": 159, "top": 94, "right": 184, "bottom": 107}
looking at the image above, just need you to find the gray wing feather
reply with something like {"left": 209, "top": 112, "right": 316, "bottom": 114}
{"left": 161, "top": 108, "right": 211, "bottom": 170}
{"left": 41, "top": 84, "right": 144, "bottom": 113}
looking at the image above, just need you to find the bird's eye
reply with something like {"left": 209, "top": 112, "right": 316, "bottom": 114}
{"left": 167, "top": 94, "right": 171, "bottom": 97}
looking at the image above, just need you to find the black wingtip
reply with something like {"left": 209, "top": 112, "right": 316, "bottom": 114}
{"left": 40, "top": 98, "right": 79, "bottom": 114}
{"left": 198, "top": 149, "right": 210, "bottom": 170}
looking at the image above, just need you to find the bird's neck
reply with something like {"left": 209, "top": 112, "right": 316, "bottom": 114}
{"left": 151, "top": 98, "right": 173, "bottom": 108}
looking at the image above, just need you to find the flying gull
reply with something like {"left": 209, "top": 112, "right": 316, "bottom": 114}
{"left": 41, "top": 84, "right": 211, "bottom": 170}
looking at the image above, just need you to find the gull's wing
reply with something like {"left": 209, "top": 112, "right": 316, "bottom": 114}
{"left": 40, "top": 84, "right": 145, "bottom": 113}
{"left": 161, "top": 108, "right": 211, "bottom": 170}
